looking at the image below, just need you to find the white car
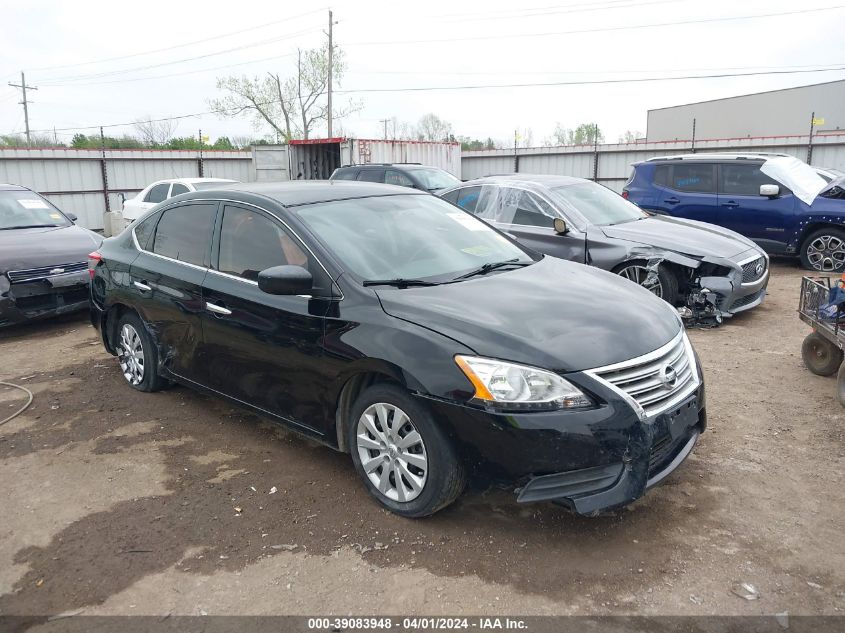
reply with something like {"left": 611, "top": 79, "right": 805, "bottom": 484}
{"left": 121, "top": 178, "right": 238, "bottom": 222}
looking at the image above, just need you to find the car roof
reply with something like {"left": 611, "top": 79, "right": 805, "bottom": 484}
{"left": 0, "top": 183, "right": 29, "bottom": 191}
{"left": 643, "top": 153, "right": 788, "bottom": 163}
{"left": 337, "top": 163, "right": 427, "bottom": 170}
{"left": 458, "top": 173, "right": 586, "bottom": 188}
{"left": 203, "top": 180, "right": 428, "bottom": 207}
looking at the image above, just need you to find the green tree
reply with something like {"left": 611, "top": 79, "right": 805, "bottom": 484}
{"left": 551, "top": 122, "right": 604, "bottom": 146}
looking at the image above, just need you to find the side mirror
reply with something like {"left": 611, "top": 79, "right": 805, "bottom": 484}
{"left": 553, "top": 218, "right": 568, "bottom": 234}
{"left": 258, "top": 265, "right": 313, "bottom": 296}
{"left": 760, "top": 184, "right": 779, "bottom": 198}
{"left": 66, "top": 212, "right": 78, "bottom": 222}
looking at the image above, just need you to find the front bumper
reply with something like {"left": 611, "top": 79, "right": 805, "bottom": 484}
{"left": 704, "top": 252, "right": 769, "bottom": 316}
{"left": 0, "top": 272, "right": 90, "bottom": 327}
{"left": 423, "top": 369, "right": 706, "bottom": 516}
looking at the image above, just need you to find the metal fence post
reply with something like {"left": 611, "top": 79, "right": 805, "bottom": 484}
{"left": 99, "top": 126, "right": 110, "bottom": 213}
{"left": 807, "top": 112, "right": 815, "bottom": 165}
{"left": 198, "top": 128, "right": 204, "bottom": 177}
{"left": 592, "top": 123, "right": 599, "bottom": 181}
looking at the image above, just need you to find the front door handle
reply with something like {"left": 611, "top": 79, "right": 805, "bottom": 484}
{"left": 664, "top": 197, "right": 680, "bottom": 205}
{"left": 721, "top": 201, "right": 739, "bottom": 208}
{"left": 205, "top": 302, "right": 232, "bottom": 316}
{"left": 133, "top": 280, "right": 152, "bottom": 292}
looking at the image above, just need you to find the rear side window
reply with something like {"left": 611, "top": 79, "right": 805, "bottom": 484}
{"left": 357, "top": 169, "right": 385, "bottom": 183}
{"left": 455, "top": 186, "right": 482, "bottom": 213}
{"left": 332, "top": 169, "right": 358, "bottom": 181}
{"left": 653, "top": 165, "right": 671, "bottom": 187}
{"left": 217, "top": 206, "right": 309, "bottom": 281}
{"left": 664, "top": 164, "right": 716, "bottom": 193}
{"left": 133, "top": 212, "right": 159, "bottom": 249}
{"left": 720, "top": 163, "right": 782, "bottom": 196}
{"left": 170, "top": 183, "right": 190, "bottom": 196}
{"left": 152, "top": 203, "right": 217, "bottom": 266}
{"left": 144, "top": 183, "right": 170, "bottom": 203}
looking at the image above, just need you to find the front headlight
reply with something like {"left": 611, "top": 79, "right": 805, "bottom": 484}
{"left": 454, "top": 355, "right": 592, "bottom": 411}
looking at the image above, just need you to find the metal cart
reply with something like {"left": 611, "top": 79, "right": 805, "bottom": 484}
{"left": 798, "top": 276, "right": 845, "bottom": 405}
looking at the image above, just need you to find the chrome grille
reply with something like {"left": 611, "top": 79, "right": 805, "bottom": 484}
{"left": 588, "top": 333, "right": 697, "bottom": 417}
{"left": 741, "top": 257, "right": 766, "bottom": 283}
{"left": 7, "top": 261, "right": 87, "bottom": 283}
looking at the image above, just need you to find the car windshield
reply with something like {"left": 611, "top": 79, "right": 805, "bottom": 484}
{"left": 192, "top": 180, "right": 237, "bottom": 191}
{"left": 550, "top": 181, "right": 647, "bottom": 226}
{"left": 0, "top": 190, "right": 71, "bottom": 230}
{"left": 407, "top": 168, "right": 461, "bottom": 191}
{"left": 294, "top": 194, "right": 533, "bottom": 282}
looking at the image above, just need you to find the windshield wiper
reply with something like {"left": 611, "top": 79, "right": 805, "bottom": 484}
{"left": 453, "top": 258, "right": 531, "bottom": 280}
{"left": 0, "top": 224, "right": 60, "bottom": 230}
{"left": 362, "top": 278, "right": 441, "bottom": 288}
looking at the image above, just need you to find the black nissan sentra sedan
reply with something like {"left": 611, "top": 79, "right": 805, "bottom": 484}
{"left": 90, "top": 181, "right": 706, "bottom": 517}
{"left": 1, "top": 184, "right": 103, "bottom": 327}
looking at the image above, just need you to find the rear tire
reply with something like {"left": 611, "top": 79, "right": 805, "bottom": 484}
{"left": 615, "top": 261, "right": 679, "bottom": 305}
{"left": 115, "top": 311, "right": 168, "bottom": 392}
{"left": 801, "top": 332, "right": 843, "bottom": 376}
{"left": 800, "top": 227, "right": 845, "bottom": 273}
{"left": 348, "top": 383, "right": 466, "bottom": 518}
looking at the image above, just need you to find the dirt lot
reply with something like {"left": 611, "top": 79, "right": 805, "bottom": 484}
{"left": 0, "top": 260, "right": 843, "bottom": 618}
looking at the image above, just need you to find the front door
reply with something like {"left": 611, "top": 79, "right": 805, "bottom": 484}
{"left": 477, "top": 186, "right": 586, "bottom": 263}
{"left": 198, "top": 203, "right": 335, "bottom": 434}
{"left": 717, "top": 162, "right": 796, "bottom": 253}
{"left": 128, "top": 201, "right": 218, "bottom": 382}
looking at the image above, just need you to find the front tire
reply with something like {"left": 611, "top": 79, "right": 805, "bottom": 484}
{"left": 615, "top": 261, "right": 679, "bottom": 305}
{"left": 801, "top": 332, "right": 843, "bottom": 376}
{"left": 800, "top": 227, "right": 845, "bottom": 272}
{"left": 115, "top": 311, "right": 168, "bottom": 392}
{"left": 348, "top": 383, "right": 466, "bottom": 518}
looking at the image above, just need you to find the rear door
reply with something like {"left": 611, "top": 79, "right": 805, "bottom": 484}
{"left": 717, "top": 162, "right": 796, "bottom": 252}
{"left": 128, "top": 201, "right": 218, "bottom": 382}
{"left": 197, "top": 203, "right": 335, "bottom": 433}
{"left": 475, "top": 185, "right": 586, "bottom": 262}
{"left": 650, "top": 162, "right": 719, "bottom": 223}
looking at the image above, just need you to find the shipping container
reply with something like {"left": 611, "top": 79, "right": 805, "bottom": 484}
{"left": 288, "top": 138, "right": 461, "bottom": 180}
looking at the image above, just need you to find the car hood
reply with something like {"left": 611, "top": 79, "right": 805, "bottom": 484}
{"left": 600, "top": 215, "right": 754, "bottom": 259}
{"left": 376, "top": 256, "right": 681, "bottom": 373}
{"left": 0, "top": 224, "right": 102, "bottom": 273}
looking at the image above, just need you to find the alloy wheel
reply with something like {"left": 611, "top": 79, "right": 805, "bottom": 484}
{"left": 617, "top": 265, "right": 664, "bottom": 297}
{"left": 356, "top": 403, "right": 428, "bottom": 502}
{"left": 806, "top": 234, "right": 845, "bottom": 272}
{"left": 118, "top": 323, "right": 145, "bottom": 385}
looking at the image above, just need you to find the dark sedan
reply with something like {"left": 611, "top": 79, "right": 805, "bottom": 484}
{"left": 1, "top": 184, "right": 102, "bottom": 327}
{"left": 441, "top": 175, "right": 769, "bottom": 318}
{"left": 90, "top": 181, "right": 705, "bottom": 517}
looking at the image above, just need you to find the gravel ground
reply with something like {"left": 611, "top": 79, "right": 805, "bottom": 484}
{"left": 0, "top": 260, "right": 843, "bottom": 618}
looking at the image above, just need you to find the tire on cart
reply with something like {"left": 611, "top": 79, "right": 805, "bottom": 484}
{"left": 801, "top": 332, "right": 843, "bottom": 376}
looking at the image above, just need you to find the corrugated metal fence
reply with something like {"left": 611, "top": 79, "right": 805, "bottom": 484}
{"left": 0, "top": 147, "right": 253, "bottom": 230}
{"left": 461, "top": 133, "right": 845, "bottom": 192}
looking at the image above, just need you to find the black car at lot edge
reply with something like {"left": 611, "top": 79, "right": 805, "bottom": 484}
{"left": 1, "top": 183, "right": 103, "bottom": 327}
{"left": 90, "top": 181, "right": 706, "bottom": 517}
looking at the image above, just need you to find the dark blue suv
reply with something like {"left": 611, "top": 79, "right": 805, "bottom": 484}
{"left": 625, "top": 153, "right": 845, "bottom": 272}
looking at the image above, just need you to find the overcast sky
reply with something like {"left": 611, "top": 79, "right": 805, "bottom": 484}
{"left": 1, "top": 0, "right": 843, "bottom": 146}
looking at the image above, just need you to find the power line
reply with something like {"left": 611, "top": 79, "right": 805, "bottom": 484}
{"left": 27, "top": 7, "right": 328, "bottom": 73}
{"left": 343, "top": 5, "right": 845, "bottom": 47}
{"left": 36, "top": 26, "right": 321, "bottom": 85}
{"left": 17, "top": 64, "right": 845, "bottom": 135}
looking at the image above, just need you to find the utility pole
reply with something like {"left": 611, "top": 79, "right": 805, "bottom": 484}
{"left": 327, "top": 9, "right": 334, "bottom": 138}
{"left": 379, "top": 118, "right": 390, "bottom": 140}
{"left": 8, "top": 71, "right": 37, "bottom": 145}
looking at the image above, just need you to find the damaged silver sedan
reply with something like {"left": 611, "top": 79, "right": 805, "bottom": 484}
{"left": 440, "top": 175, "right": 768, "bottom": 323}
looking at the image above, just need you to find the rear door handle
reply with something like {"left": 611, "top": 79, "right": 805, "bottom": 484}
{"left": 664, "top": 197, "right": 680, "bottom": 205}
{"left": 133, "top": 280, "right": 152, "bottom": 292}
{"left": 721, "top": 201, "right": 739, "bottom": 208}
{"left": 205, "top": 302, "right": 232, "bottom": 316}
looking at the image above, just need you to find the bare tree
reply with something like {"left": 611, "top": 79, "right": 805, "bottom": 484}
{"left": 617, "top": 130, "right": 644, "bottom": 143}
{"left": 210, "top": 43, "right": 358, "bottom": 141}
{"left": 417, "top": 113, "right": 453, "bottom": 141}
{"left": 133, "top": 116, "right": 176, "bottom": 146}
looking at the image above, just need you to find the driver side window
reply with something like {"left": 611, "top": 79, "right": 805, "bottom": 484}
{"left": 217, "top": 206, "right": 309, "bottom": 282}
{"left": 481, "top": 187, "right": 555, "bottom": 227}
